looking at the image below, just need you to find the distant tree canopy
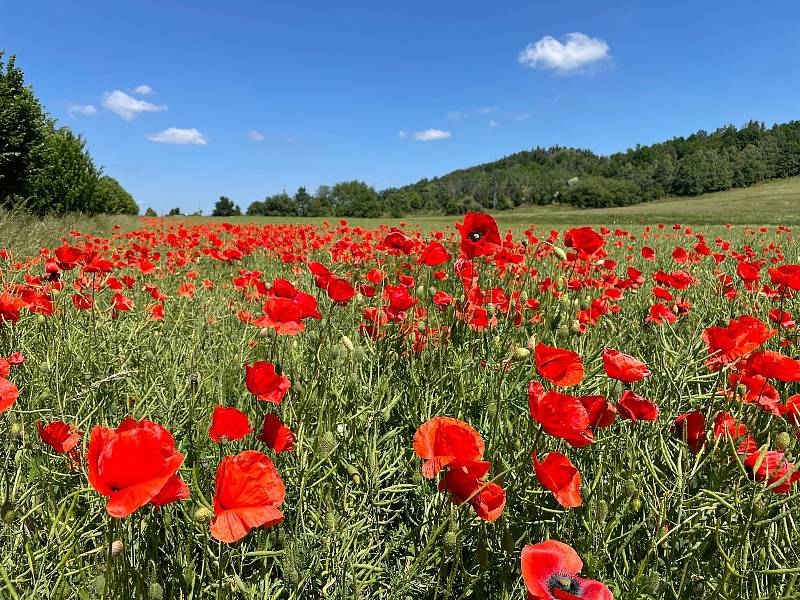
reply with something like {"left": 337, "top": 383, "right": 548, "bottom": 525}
{"left": 0, "top": 50, "right": 138, "bottom": 215}
{"left": 211, "top": 195, "right": 241, "bottom": 217}
{"left": 227, "top": 119, "right": 800, "bottom": 218}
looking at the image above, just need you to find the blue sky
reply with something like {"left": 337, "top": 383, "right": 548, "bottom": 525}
{"left": 3, "top": 1, "right": 799, "bottom": 214}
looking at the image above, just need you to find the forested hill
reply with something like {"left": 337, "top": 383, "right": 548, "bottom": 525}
{"left": 381, "top": 120, "right": 800, "bottom": 214}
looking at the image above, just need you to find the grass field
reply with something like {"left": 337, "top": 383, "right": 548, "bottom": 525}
{"left": 0, "top": 186, "right": 798, "bottom": 599}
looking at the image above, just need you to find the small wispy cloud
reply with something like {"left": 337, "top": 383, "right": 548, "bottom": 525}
{"left": 413, "top": 129, "right": 452, "bottom": 142}
{"left": 446, "top": 106, "right": 496, "bottom": 121}
{"left": 488, "top": 119, "right": 499, "bottom": 128}
{"left": 67, "top": 103, "right": 98, "bottom": 118}
{"left": 518, "top": 32, "right": 610, "bottom": 73}
{"left": 246, "top": 130, "right": 265, "bottom": 142}
{"left": 102, "top": 90, "right": 167, "bottom": 120}
{"left": 133, "top": 84, "right": 155, "bottom": 95}
{"left": 397, "top": 130, "right": 407, "bottom": 139}
{"left": 510, "top": 112, "right": 532, "bottom": 121}
{"left": 146, "top": 127, "right": 207, "bottom": 145}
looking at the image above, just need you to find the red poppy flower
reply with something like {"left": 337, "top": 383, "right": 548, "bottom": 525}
{"left": 744, "top": 449, "right": 800, "bottom": 494}
{"left": 522, "top": 540, "right": 613, "bottom": 600}
{"left": 245, "top": 361, "right": 291, "bottom": 404}
{"left": 529, "top": 382, "right": 593, "bottom": 447}
{"left": 413, "top": 416, "right": 486, "bottom": 479}
{"left": 111, "top": 293, "right": 134, "bottom": 312}
{"left": 418, "top": 241, "right": 452, "bottom": 267}
{"left": 326, "top": 277, "right": 356, "bottom": 305}
{"left": 564, "top": 227, "right": 605, "bottom": 258}
{"left": 87, "top": 418, "right": 187, "bottom": 517}
{"left": 0, "top": 292, "right": 24, "bottom": 324}
{"left": 713, "top": 412, "right": 748, "bottom": 440}
{"left": 257, "top": 413, "right": 295, "bottom": 453}
{"left": 601, "top": 348, "right": 651, "bottom": 383}
{"left": 533, "top": 452, "right": 582, "bottom": 508}
{"left": 535, "top": 343, "right": 584, "bottom": 388}
{"left": 455, "top": 212, "right": 501, "bottom": 259}
{"left": 702, "top": 316, "right": 775, "bottom": 368}
{"left": 742, "top": 350, "right": 800, "bottom": 382}
{"left": 768, "top": 264, "right": 800, "bottom": 291}
{"left": 72, "top": 293, "right": 94, "bottom": 310}
{"left": 672, "top": 410, "right": 705, "bottom": 453}
{"left": 37, "top": 421, "right": 82, "bottom": 454}
{"left": 616, "top": 390, "right": 659, "bottom": 422}
{"left": 0, "top": 378, "right": 19, "bottom": 412}
{"left": 646, "top": 302, "right": 677, "bottom": 325}
{"left": 210, "top": 450, "right": 285, "bottom": 543}
{"left": 208, "top": 405, "right": 253, "bottom": 442}
{"left": 579, "top": 395, "right": 617, "bottom": 429}
{"left": 54, "top": 245, "right": 83, "bottom": 270}
{"left": 0, "top": 358, "right": 8, "bottom": 379}
{"left": 382, "top": 229, "right": 415, "bottom": 254}
{"left": 6, "top": 352, "right": 25, "bottom": 366}
{"left": 437, "top": 464, "right": 505, "bottom": 521}
{"left": 150, "top": 474, "right": 190, "bottom": 507}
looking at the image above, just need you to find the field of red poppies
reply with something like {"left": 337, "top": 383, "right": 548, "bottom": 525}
{"left": 0, "top": 213, "right": 799, "bottom": 599}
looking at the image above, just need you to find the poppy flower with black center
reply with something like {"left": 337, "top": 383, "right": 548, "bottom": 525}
{"left": 245, "top": 361, "right": 291, "bottom": 404}
{"left": 521, "top": 539, "right": 613, "bottom": 600}
{"left": 741, "top": 350, "right": 800, "bottom": 382}
{"left": 564, "top": 227, "right": 605, "bottom": 258}
{"left": 535, "top": 343, "right": 584, "bottom": 388}
{"left": 418, "top": 241, "right": 452, "bottom": 267}
{"left": 672, "top": 410, "right": 706, "bottom": 453}
{"left": 528, "top": 382, "right": 593, "bottom": 448}
{"left": 744, "top": 449, "right": 800, "bottom": 494}
{"left": 413, "top": 416, "right": 487, "bottom": 479}
{"left": 210, "top": 450, "right": 285, "bottom": 543}
{"left": 437, "top": 463, "right": 505, "bottom": 521}
{"left": 533, "top": 452, "right": 582, "bottom": 508}
{"left": 616, "top": 390, "right": 659, "bottom": 422}
{"left": 601, "top": 348, "right": 651, "bottom": 383}
{"left": 455, "top": 212, "right": 501, "bottom": 259}
{"left": 702, "top": 315, "right": 775, "bottom": 369}
{"left": 87, "top": 417, "right": 188, "bottom": 517}
{"left": 208, "top": 405, "right": 253, "bottom": 442}
{"left": 257, "top": 413, "right": 295, "bottom": 453}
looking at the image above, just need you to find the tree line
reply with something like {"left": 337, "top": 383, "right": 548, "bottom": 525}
{"left": 0, "top": 51, "right": 138, "bottom": 216}
{"left": 214, "top": 119, "right": 800, "bottom": 218}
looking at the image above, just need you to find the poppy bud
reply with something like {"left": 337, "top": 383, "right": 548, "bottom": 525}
{"left": 486, "top": 304, "right": 496, "bottom": 317}
{"left": 775, "top": 431, "right": 792, "bottom": 452}
{"left": 736, "top": 384, "right": 747, "bottom": 398}
{"left": 258, "top": 327, "right": 271, "bottom": 337}
{"left": 143, "top": 350, "right": 155, "bottom": 362}
{"left": 553, "top": 246, "right": 568, "bottom": 261}
{"left": 579, "top": 295, "right": 591, "bottom": 309}
{"left": 623, "top": 480, "right": 638, "bottom": 497}
{"left": 325, "top": 509, "right": 337, "bottom": 533}
{"left": 501, "top": 532, "right": 515, "bottom": 554}
{"left": 752, "top": 499, "right": 766, "bottom": 519}
{"left": 1, "top": 501, "right": 15, "bottom": 524}
{"left": 557, "top": 324, "right": 570, "bottom": 337}
{"left": 38, "top": 363, "right": 50, "bottom": 374}
{"left": 343, "top": 462, "right": 361, "bottom": 486}
{"left": 148, "top": 583, "right": 164, "bottom": 600}
{"left": 194, "top": 506, "right": 212, "bottom": 523}
{"left": 340, "top": 335, "right": 354, "bottom": 352}
{"left": 9, "top": 422, "right": 22, "bottom": 438}
{"left": 111, "top": 540, "right": 124, "bottom": 556}
{"left": 592, "top": 499, "right": 608, "bottom": 525}
{"left": 443, "top": 530, "right": 459, "bottom": 554}
{"left": 476, "top": 541, "right": 489, "bottom": 569}
{"left": 519, "top": 291, "right": 528, "bottom": 302}
{"left": 417, "top": 321, "right": 427, "bottom": 333}
{"left": 630, "top": 498, "right": 642, "bottom": 512}
{"left": 93, "top": 575, "right": 107, "bottom": 596}
{"left": 569, "top": 320, "right": 581, "bottom": 334}
{"left": 416, "top": 285, "right": 425, "bottom": 297}
{"left": 320, "top": 432, "right": 336, "bottom": 458}
{"left": 559, "top": 295, "right": 571, "bottom": 308}
{"left": 428, "top": 286, "right": 437, "bottom": 296}
{"left": 514, "top": 346, "right": 530, "bottom": 359}
{"left": 646, "top": 573, "right": 661, "bottom": 595}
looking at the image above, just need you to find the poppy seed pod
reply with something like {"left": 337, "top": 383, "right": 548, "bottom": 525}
{"left": 194, "top": 506, "right": 212, "bottom": 523}
{"left": 775, "top": 431, "right": 792, "bottom": 452}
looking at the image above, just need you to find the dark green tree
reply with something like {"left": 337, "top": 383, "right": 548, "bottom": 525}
{"left": 144, "top": 207, "right": 157, "bottom": 217}
{"left": 95, "top": 175, "right": 138, "bottom": 214}
{"left": 167, "top": 207, "right": 182, "bottom": 216}
{"left": 331, "top": 180, "right": 381, "bottom": 217}
{"left": 212, "top": 195, "right": 241, "bottom": 216}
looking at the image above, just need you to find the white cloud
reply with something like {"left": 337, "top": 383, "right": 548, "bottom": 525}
{"left": 102, "top": 90, "right": 166, "bottom": 120}
{"left": 67, "top": 103, "right": 98, "bottom": 118}
{"left": 488, "top": 119, "right": 499, "bottom": 128}
{"left": 133, "top": 84, "right": 155, "bottom": 95}
{"left": 397, "top": 130, "right": 407, "bottom": 139}
{"left": 446, "top": 106, "right": 496, "bottom": 121}
{"left": 246, "top": 130, "right": 265, "bottom": 142}
{"left": 413, "top": 129, "right": 452, "bottom": 141}
{"left": 518, "top": 32, "right": 610, "bottom": 72}
{"left": 146, "top": 127, "right": 207, "bottom": 145}
{"left": 511, "top": 112, "right": 532, "bottom": 121}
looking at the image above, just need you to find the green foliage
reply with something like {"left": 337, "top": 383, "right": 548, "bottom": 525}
{"left": 95, "top": 175, "right": 139, "bottom": 215}
{"left": 331, "top": 180, "right": 382, "bottom": 217}
{"left": 247, "top": 192, "right": 298, "bottom": 216}
{"left": 560, "top": 176, "right": 646, "bottom": 208}
{"left": 144, "top": 207, "right": 157, "bottom": 217}
{"left": 167, "top": 207, "right": 182, "bottom": 216}
{"left": 211, "top": 196, "right": 241, "bottom": 217}
{"left": 0, "top": 50, "right": 137, "bottom": 216}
